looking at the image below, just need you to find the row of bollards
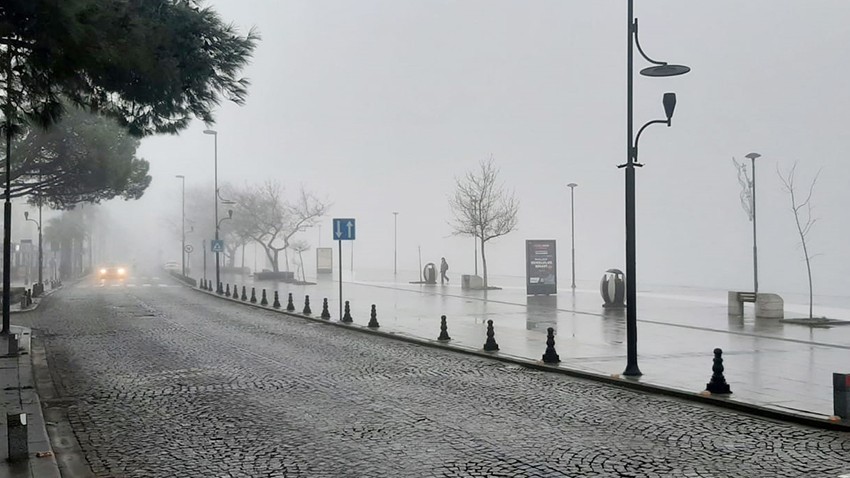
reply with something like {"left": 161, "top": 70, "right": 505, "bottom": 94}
{"left": 199, "top": 280, "right": 383, "bottom": 327}
{"left": 197, "top": 280, "right": 732, "bottom": 396}
{"left": 457, "top": 317, "right": 732, "bottom": 394}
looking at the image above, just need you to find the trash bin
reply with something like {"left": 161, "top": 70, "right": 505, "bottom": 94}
{"left": 423, "top": 263, "right": 437, "bottom": 284}
{"left": 462, "top": 274, "right": 471, "bottom": 289}
{"left": 600, "top": 268, "right": 626, "bottom": 308}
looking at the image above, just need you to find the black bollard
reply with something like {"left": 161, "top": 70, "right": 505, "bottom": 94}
{"left": 706, "top": 348, "right": 732, "bottom": 394}
{"left": 367, "top": 304, "right": 379, "bottom": 328}
{"left": 483, "top": 319, "right": 499, "bottom": 351}
{"left": 241, "top": 286, "right": 248, "bottom": 301}
{"left": 250, "top": 287, "right": 257, "bottom": 303}
{"left": 437, "top": 315, "right": 451, "bottom": 341}
{"left": 225, "top": 284, "right": 230, "bottom": 296}
{"left": 303, "top": 295, "right": 312, "bottom": 315}
{"left": 261, "top": 289, "right": 268, "bottom": 306}
{"left": 286, "top": 293, "right": 295, "bottom": 312}
{"left": 321, "top": 298, "right": 331, "bottom": 319}
{"left": 200, "top": 279, "right": 205, "bottom": 290}
{"left": 273, "top": 291, "right": 281, "bottom": 309}
{"left": 541, "top": 327, "right": 560, "bottom": 364}
{"left": 217, "top": 282, "right": 224, "bottom": 295}
{"left": 232, "top": 285, "right": 239, "bottom": 299}
{"left": 341, "top": 301, "right": 353, "bottom": 323}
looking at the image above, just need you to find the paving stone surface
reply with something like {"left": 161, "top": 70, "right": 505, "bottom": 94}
{"left": 17, "top": 280, "right": 850, "bottom": 477}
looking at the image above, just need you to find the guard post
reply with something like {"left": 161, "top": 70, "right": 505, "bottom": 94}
{"left": 834, "top": 373, "right": 850, "bottom": 420}
{"left": 7, "top": 411, "right": 27, "bottom": 461}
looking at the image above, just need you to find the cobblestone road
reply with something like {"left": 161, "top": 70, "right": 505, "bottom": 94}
{"left": 20, "top": 281, "right": 850, "bottom": 477}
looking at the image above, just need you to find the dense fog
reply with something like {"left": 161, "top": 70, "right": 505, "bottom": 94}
{"left": 77, "top": 0, "right": 850, "bottom": 301}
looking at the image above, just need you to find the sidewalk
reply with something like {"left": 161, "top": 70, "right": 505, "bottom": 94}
{"left": 212, "top": 270, "right": 850, "bottom": 426}
{"left": 0, "top": 288, "right": 61, "bottom": 478}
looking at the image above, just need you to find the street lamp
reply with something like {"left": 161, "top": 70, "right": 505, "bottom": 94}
{"left": 745, "top": 152, "right": 761, "bottom": 294}
{"left": 621, "top": 4, "right": 690, "bottom": 377}
{"left": 176, "top": 175, "right": 186, "bottom": 276}
{"left": 567, "top": 183, "right": 578, "bottom": 290}
{"left": 472, "top": 199, "right": 479, "bottom": 276}
{"left": 24, "top": 211, "right": 42, "bottom": 286}
{"left": 203, "top": 129, "right": 220, "bottom": 292}
{"left": 218, "top": 209, "right": 234, "bottom": 229}
{"left": 393, "top": 212, "right": 399, "bottom": 276}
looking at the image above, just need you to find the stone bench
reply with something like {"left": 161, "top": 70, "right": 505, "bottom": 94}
{"left": 728, "top": 291, "right": 783, "bottom": 318}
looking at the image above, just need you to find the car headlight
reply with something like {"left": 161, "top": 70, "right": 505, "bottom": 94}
{"left": 118, "top": 268, "right": 126, "bottom": 275}
{"left": 100, "top": 268, "right": 107, "bottom": 274}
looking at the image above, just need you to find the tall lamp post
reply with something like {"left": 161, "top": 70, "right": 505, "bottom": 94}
{"left": 24, "top": 211, "right": 42, "bottom": 286}
{"left": 472, "top": 199, "right": 479, "bottom": 276}
{"left": 567, "top": 183, "right": 578, "bottom": 290}
{"left": 745, "top": 152, "right": 761, "bottom": 294}
{"left": 392, "top": 212, "right": 399, "bottom": 275}
{"left": 203, "top": 129, "right": 220, "bottom": 292}
{"left": 176, "top": 175, "right": 186, "bottom": 277}
{"left": 621, "top": 3, "right": 690, "bottom": 377}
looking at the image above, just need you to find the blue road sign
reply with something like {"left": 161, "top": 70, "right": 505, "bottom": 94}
{"left": 211, "top": 239, "right": 225, "bottom": 253}
{"left": 333, "top": 218, "right": 356, "bottom": 241}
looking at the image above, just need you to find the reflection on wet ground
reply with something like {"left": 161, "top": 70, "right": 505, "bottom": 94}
{"left": 214, "top": 270, "right": 850, "bottom": 417}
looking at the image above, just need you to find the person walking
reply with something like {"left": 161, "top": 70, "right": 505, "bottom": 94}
{"left": 440, "top": 257, "right": 450, "bottom": 285}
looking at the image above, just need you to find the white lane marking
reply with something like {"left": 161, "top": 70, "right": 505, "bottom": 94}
{"left": 142, "top": 284, "right": 151, "bottom": 287}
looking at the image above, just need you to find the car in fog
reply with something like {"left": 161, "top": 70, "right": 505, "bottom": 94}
{"left": 98, "top": 265, "right": 128, "bottom": 280}
{"left": 163, "top": 261, "right": 180, "bottom": 272}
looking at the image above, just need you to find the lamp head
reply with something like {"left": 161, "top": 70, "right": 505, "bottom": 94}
{"left": 567, "top": 183, "right": 578, "bottom": 189}
{"left": 663, "top": 93, "right": 677, "bottom": 123}
{"left": 640, "top": 64, "right": 691, "bottom": 78}
{"left": 203, "top": 129, "right": 217, "bottom": 135}
{"left": 745, "top": 152, "right": 761, "bottom": 160}
{"left": 228, "top": 209, "right": 233, "bottom": 219}
{"left": 24, "top": 211, "right": 28, "bottom": 220}
{"left": 175, "top": 174, "right": 184, "bottom": 179}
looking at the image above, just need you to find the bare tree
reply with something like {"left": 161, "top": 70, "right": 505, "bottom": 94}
{"left": 291, "top": 240, "right": 311, "bottom": 283}
{"left": 732, "top": 157, "right": 754, "bottom": 221}
{"left": 448, "top": 157, "right": 519, "bottom": 288}
{"left": 777, "top": 163, "right": 821, "bottom": 319}
{"left": 231, "top": 181, "right": 329, "bottom": 273}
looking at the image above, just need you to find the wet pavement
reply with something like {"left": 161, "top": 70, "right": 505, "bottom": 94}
{"left": 216, "top": 268, "right": 850, "bottom": 419}
{"left": 14, "top": 273, "right": 850, "bottom": 477}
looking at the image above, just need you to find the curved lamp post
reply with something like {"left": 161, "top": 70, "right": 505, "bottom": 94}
{"left": 175, "top": 175, "right": 186, "bottom": 277}
{"left": 24, "top": 211, "right": 42, "bottom": 286}
{"left": 620, "top": 4, "right": 690, "bottom": 377}
{"left": 203, "top": 129, "right": 220, "bottom": 292}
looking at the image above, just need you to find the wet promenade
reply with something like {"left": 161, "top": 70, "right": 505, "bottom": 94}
{"left": 215, "top": 268, "right": 850, "bottom": 420}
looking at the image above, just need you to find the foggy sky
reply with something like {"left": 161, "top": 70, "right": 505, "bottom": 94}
{"left": 101, "top": 0, "right": 850, "bottom": 299}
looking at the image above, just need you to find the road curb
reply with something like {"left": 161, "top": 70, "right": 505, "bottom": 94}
{"left": 189, "top": 284, "right": 850, "bottom": 432}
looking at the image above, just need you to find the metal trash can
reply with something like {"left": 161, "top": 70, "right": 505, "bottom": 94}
{"left": 423, "top": 263, "right": 437, "bottom": 284}
{"left": 600, "top": 268, "right": 626, "bottom": 308}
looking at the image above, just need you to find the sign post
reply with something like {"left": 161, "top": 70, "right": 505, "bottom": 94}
{"left": 333, "top": 218, "right": 356, "bottom": 319}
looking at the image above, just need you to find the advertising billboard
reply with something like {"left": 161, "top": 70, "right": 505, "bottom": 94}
{"left": 526, "top": 239, "right": 557, "bottom": 295}
{"left": 316, "top": 247, "right": 333, "bottom": 274}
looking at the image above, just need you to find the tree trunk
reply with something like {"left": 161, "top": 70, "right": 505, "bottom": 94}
{"left": 481, "top": 237, "right": 488, "bottom": 289}
{"left": 802, "top": 239, "right": 813, "bottom": 319}
{"left": 241, "top": 243, "right": 245, "bottom": 268}
{"left": 272, "top": 249, "right": 280, "bottom": 273}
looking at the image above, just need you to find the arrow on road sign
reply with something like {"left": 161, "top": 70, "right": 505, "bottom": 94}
{"left": 332, "top": 218, "right": 355, "bottom": 241}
